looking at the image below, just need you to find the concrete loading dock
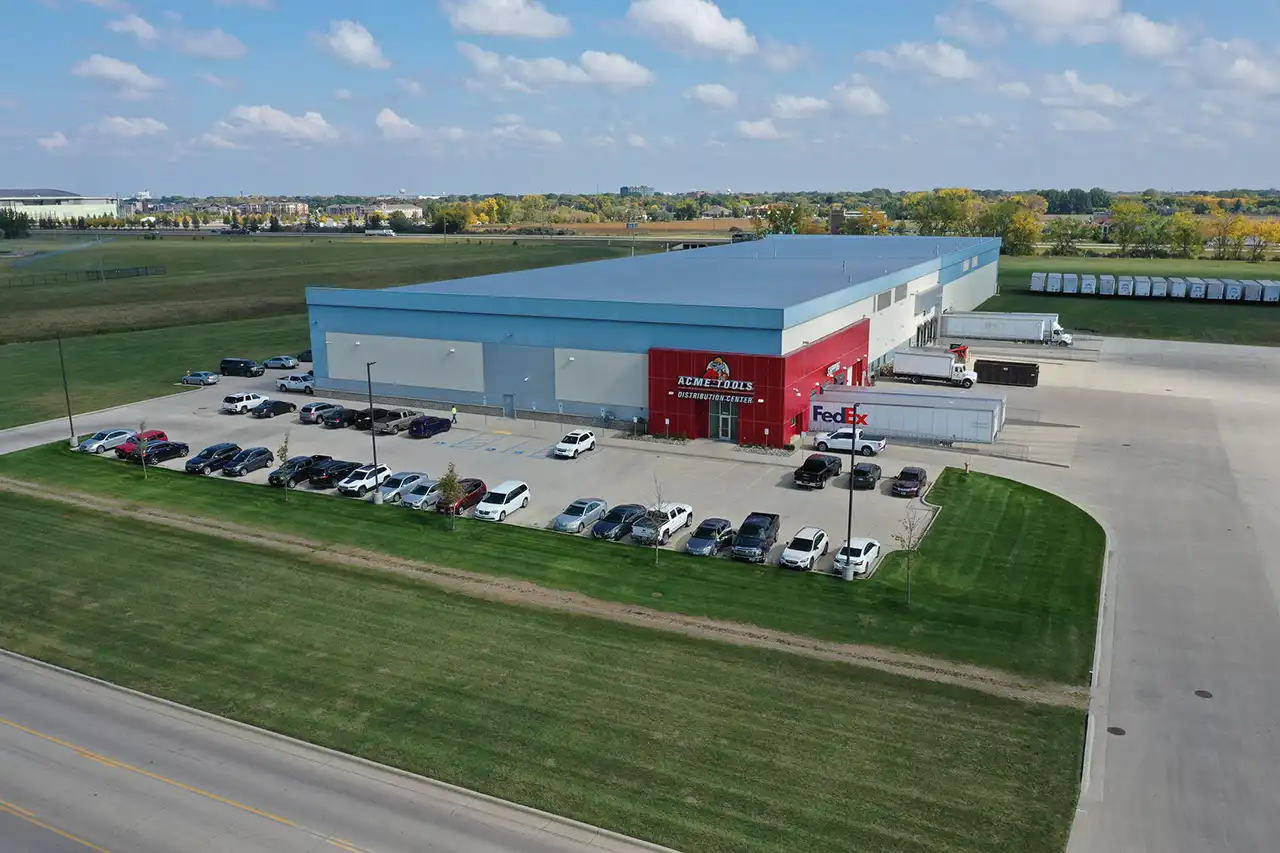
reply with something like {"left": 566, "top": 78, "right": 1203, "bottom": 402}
{"left": 809, "top": 386, "right": 1006, "bottom": 445}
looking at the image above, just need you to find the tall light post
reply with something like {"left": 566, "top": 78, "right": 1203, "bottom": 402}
{"left": 845, "top": 403, "right": 858, "bottom": 561}
{"left": 366, "top": 360, "right": 382, "bottom": 504}
{"left": 57, "top": 332, "right": 77, "bottom": 448}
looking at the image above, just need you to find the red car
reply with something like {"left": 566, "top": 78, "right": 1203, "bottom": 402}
{"left": 115, "top": 429, "right": 168, "bottom": 458}
{"left": 436, "top": 478, "right": 487, "bottom": 515}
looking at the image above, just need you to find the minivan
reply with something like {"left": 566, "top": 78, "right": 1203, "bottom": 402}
{"left": 473, "top": 480, "right": 530, "bottom": 522}
{"left": 220, "top": 357, "right": 265, "bottom": 377}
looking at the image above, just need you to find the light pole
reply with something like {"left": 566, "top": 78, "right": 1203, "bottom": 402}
{"left": 845, "top": 403, "right": 858, "bottom": 564}
{"left": 366, "top": 360, "right": 382, "bottom": 504}
{"left": 57, "top": 332, "right": 77, "bottom": 448}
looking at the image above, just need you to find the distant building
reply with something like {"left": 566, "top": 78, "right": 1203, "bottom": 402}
{"left": 0, "top": 188, "right": 120, "bottom": 221}
{"left": 701, "top": 205, "right": 732, "bottom": 218}
{"left": 620, "top": 185, "right": 655, "bottom": 198}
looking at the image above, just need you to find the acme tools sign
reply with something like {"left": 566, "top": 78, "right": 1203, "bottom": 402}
{"left": 675, "top": 357, "right": 756, "bottom": 403}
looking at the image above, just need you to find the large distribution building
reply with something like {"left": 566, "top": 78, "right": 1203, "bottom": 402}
{"left": 0, "top": 189, "right": 120, "bottom": 221}
{"left": 306, "top": 234, "right": 1002, "bottom": 447}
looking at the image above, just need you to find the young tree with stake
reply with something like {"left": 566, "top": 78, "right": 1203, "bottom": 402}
{"left": 892, "top": 507, "right": 928, "bottom": 607}
{"left": 277, "top": 430, "right": 291, "bottom": 501}
{"left": 437, "top": 462, "right": 463, "bottom": 531}
{"left": 136, "top": 421, "right": 150, "bottom": 480}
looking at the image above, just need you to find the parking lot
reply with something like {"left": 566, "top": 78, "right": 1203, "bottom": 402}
{"left": 80, "top": 373, "right": 938, "bottom": 571}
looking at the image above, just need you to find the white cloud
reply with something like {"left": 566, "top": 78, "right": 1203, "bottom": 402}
{"left": 586, "top": 134, "right": 615, "bottom": 147}
{"left": 491, "top": 122, "right": 562, "bottom": 145}
{"left": 997, "top": 80, "right": 1030, "bottom": 98}
{"left": 1192, "top": 40, "right": 1280, "bottom": 96}
{"left": 1051, "top": 108, "right": 1115, "bottom": 132}
{"left": 759, "top": 38, "right": 807, "bottom": 72}
{"left": 493, "top": 112, "right": 523, "bottom": 124}
{"left": 457, "top": 43, "right": 654, "bottom": 91}
{"left": 173, "top": 27, "right": 247, "bottom": 60}
{"left": 863, "top": 41, "right": 978, "bottom": 80}
{"left": 1114, "top": 13, "right": 1184, "bottom": 58}
{"left": 397, "top": 78, "right": 425, "bottom": 96}
{"left": 70, "top": 54, "right": 164, "bottom": 100}
{"left": 626, "top": 0, "right": 757, "bottom": 58}
{"left": 94, "top": 115, "right": 168, "bottom": 137}
{"left": 627, "top": 133, "right": 647, "bottom": 148}
{"left": 106, "top": 14, "right": 158, "bottom": 42}
{"left": 376, "top": 107, "right": 422, "bottom": 140}
{"left": 684, "top": 82, "right": 737, "bottom": 109}
{"left": 831, "top": 78, "right": 889, "bottom": 115}
{"left": 771, "top": 94, "right": 829, "bottom": 119}
{"left": 334, "top": 88, "right": 353, "bottom": 100}
{"left": 38, "top": 131, "right": 68, "bottom": 151}
{"left": 201, "top": 132, "right": 242, "bottom": 149}
{"left": 441, "top": 0, "right": 571, "bottom": 38}
{"left": 226, "top": 105, "right": 339, "bottom": 141}
{"left": 935, "top": 6, "right": 1005, "bottom": 46}
{"left": 314, "top": 20, "right": 390, "bottom": 69}
{"left": 983, "top": 0, "right": 1118, "bottom": 36}
{"left": 950, "top": 112, "right": 994, "bottom": 128}
{"left": 736, "top": 117, "right": 781, "bottom": 140}
{"left": 1042, "top": 70, "right": 1140, "bottom": 108}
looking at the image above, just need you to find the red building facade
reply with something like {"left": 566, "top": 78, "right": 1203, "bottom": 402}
{"left": 648, "top": 319, "right": 870, "bottom": 447}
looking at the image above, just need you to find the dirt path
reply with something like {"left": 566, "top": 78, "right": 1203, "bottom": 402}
{"left": 0, "top": 477, "right": 1089, "bottom": 710}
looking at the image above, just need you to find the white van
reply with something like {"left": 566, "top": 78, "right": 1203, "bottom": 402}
{"left": 473, "top": 480, "right": 530, "bottom": 522}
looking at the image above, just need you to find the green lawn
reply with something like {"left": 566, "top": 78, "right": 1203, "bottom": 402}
{"left": 984, "top": 256, "right": 1280, "bottom": 345}
{"left": 0, "top": 491, "right": 1084, "bottom": 853}
{"left": 0, "top": 235, "right": 649, "bottom": 342}
{"left": 0, "top": 446, "right": 1104, "bottom": 684}
{"left": 0, "top": 315, "right": 307, "bottom": 429}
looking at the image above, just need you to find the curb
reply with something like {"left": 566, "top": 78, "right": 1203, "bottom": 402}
{"left": 0, "top": 649, "right": 682, "bottom": 853}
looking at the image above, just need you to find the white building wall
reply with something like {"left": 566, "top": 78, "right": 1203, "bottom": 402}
{"left": 942, "top": 264, "right": 998, "bottom": 313}
{"left": 0, "top": 197, "right": 119, "bottom": 220}
{"left": 325, "top": 332, "right": 485, "bottom": 392}
{"left": 784, "top": 270, "right": 943, "bottom": 360}
{"left": 553, "top": 349, "right": 648, "bottom": 408}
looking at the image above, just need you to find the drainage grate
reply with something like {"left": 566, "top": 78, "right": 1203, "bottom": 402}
{"left": 1195, "top": 689, "right": 1213, "bottom": 699}
{"left": 1106, "top": 726, "right": 1126, "bottom": 736}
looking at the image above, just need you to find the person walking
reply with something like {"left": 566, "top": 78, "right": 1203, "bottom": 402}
{"left": 450, "top": 405, "right": 458, "bottom": 425}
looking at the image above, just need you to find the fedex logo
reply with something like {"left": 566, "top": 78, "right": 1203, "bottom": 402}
{"left": 811, "top": 404, "right": 868, "bottom": 425}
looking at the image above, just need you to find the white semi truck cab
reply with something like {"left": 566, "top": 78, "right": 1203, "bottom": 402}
{"left": 1050, "top": 323, "right": 1073, "bottom": 347}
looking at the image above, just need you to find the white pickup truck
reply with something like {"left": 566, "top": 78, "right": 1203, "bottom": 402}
{"left": 813, "top": 428, "right": 887, "bottom": 457}
{"left": 631, "top": 502, "right": 693, "bottom": 546}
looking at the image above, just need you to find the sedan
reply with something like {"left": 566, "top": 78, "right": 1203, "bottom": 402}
{"left": 307, "top": 459, "right": 362, "bottom": 489}
{"left": 849, "top": 462, "right": 882, "bottom": 490}
{"left": 401, "top": 479, "right": 442, "bottom": 510}
{"left": 552, "top": 498, "right": 608, "bottom": 534}
{"left": 268, "top": 454, "right": 333, "bottom": 488}
{"left": 185, "top": 442, "right": 241, "bottom": 475}
{"left": 590, "top": 503, "right": 646, "bottom": 541}
{"left": 221, "top": 447, "right": 274, "bottom": 477}
{"left": 180, "top": 371, "right": 219, "bottom": 386}
{"left": 685, "top": 518, "right": 735, "bottom": 556}
{"left": 249, "top": 399, "right": 298, "bottom": 419}
{"left": 263, "top": 355, "right": 299, "bottom": 370}
{"left": 378, "top": 471, "right": 429, "bottom": 503}
{"left": 134, "top": 440, "right": 190, "bottom": 465}
{"left": 892, "top": 466, "right": 929, "bottom": 498}
{"left": 78, "top": 428, "right": 135, "bottom": 454}
{"left": 115, "top": 430, "right": 167, "bottom": 459}
{"left": 833, "top": 538, "right": 883, "bottom": 578}
{"left": 407, "top": 415, "right": 452, "bottom": 439}
{"left": 436, "top": 478, "right": 487, "bottom": 515}
{"left": 300, "top": 401, "right": 341, "bottom": 424}
{"left": 297, "top": 349, "right": 312, "bottom": 363}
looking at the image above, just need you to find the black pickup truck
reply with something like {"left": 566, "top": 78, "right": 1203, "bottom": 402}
{"left": 731, "top": 512, "right": 781, "bottom": 563}
{"left": 793, "top": 453, "right": 842, "bottom": 489}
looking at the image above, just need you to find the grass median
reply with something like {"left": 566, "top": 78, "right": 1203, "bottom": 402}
{"left": 984, "top": 256, "right": 1280, "bottom": 346}
{"left": 0, "top": 491, "right": 1083, "bottom": 853}
{"left": 0, "top": 445, "right": 1105, "bottom": 684}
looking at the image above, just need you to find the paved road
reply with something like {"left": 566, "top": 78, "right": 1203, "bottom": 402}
{"left": 0, "top": 654, "right": 670, "bottom": 853}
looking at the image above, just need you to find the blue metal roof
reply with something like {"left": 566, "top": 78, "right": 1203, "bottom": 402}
{"left": 311, "top": 234, "right": 1002, "bottom": 330}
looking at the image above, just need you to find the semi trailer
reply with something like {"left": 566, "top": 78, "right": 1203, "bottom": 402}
{"left": 939, "top": 311, "right": 1073, "bottom": 346}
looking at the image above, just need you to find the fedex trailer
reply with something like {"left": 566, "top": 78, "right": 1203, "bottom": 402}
{"left": 810, "top": 388, "right": 1006, "bottom": 445}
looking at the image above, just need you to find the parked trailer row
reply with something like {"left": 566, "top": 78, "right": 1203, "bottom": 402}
{"left": 1031, "top": 274, "right": 1280, "bottom": 303}
{"left": 810, "top": 387, "right": 1006, "bottom": 445}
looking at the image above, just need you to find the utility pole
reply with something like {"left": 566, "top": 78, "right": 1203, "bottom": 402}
{"left": 57, "top": 332, "right": 77, "bottom": 448}
{"left": 366, "top": 361, "right": 382, "bottom": 504}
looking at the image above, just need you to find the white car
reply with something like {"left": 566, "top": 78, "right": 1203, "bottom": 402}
{"left": 814, "top": 428, "right": 887, "bottom": 457}
{"left": 779, "top": 527, "right": 829, "bottom": 570}
{"left": 78, "top": 428, "right": 135, "bottom": 454}
{"left": 277, "top": 374, "right": 316, "bottom": 395}
{"left": 337, "top": 464, "right": 391, "bottom": 497}
{"left": 630, "top": 502, "right": 693, "bottom": 546}
{"left": 221, "top": 392, "right": 267, "bottom": 414}
{"left": 378, "top": 471, "right": 428, "bottom": 503}
{"left": 833, "top": 537, "right": 883, "bottom": 578}
{"left": 473, "top": 480, "right": 530, "bottom": 522}
{"left": 553, "top": 429, "right": 597, "bottom": 459}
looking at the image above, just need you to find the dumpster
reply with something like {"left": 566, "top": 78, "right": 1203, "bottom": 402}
{"left": 973, "top": 359, "right": 1040, "bottom": 388}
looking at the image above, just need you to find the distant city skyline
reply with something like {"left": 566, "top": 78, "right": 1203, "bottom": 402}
{"left": 6, "top": 0, "right": 1275, "bottom": 194}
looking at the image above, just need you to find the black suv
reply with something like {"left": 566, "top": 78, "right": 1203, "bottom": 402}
{"left": 219, "top": 357, "right": 265, "bottom": 377}
{"left": 352, "top": 407, "right": 389, "bottom": 430}
{"left": 185, "top": 442, "right": 241, "bottom": 475}
{"left": 320, "top": 407, "right": 359, "bottom": 428}
{"left": 307, "top": 459, "right": 362, "bottom": 489}
{"left": 849, "top": 462, "right": 882, "bottom": 490}
{"left": 268, "top": 454, "right": 333, "bottom": 488}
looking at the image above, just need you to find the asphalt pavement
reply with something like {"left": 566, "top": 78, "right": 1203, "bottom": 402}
{"left": 0, "top": 653, "right": 674, "bottom": 853}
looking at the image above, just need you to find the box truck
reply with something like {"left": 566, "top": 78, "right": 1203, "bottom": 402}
{"left": 1047, "top": 273, "right": 1063, "bottom": 293}
{"left": 891, "top": 348, "right": 978, "bottom": 388}
{"left": 811, "top": 388, "right": 1006, "bottom": 445}
{"left": 1030, "top": 272, "right": 1046, "bottom": 293}
{"left": 973, "top": 359, "right": 1040, "bottom": 388}
{"left": 939, "top": 311, "right": 1074, "bottom": 346}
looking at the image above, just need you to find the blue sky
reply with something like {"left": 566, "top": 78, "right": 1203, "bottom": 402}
{"left": 6, "top": 0, "right": 1279, "bottom": 196}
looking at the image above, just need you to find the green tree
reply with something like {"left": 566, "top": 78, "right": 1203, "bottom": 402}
{"left": 269, "top": 215, "right": 282, "bottom": 232}
{"left": 276, "top": 431, "right": 291, "bottom": 501}
{"left": 1168, "top": 211, "right": 1204, "bottom": 258}
{"left": 388, "top": 211, "right": 411, "bottom": 232}
{"left": 366, "top": 212, "right": 384, "bottom": 229}
{"left": 840, "top": 207, "right": 891, "bottom": 235}
{"left": 1109, "top": 200, "right": 1148, "bottom": 255}
{"left": 436, "top": 462, "right": 463, "bottom": 531}
{"left": 0, "top": 209, "right": 33, "bottom": 239}
{"left": 905, "top": 188, "right": 975, "bottom": 236}
{"left": 1135, "top": 215, "right": 1170, "bottom": 257}
{"left": 1045, "top": 217, "right": 1090, "bottom": 256}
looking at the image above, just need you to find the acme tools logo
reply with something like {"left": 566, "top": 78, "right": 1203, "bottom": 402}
{"left": 676, "top": 357, "right": 755, "bottom": 393}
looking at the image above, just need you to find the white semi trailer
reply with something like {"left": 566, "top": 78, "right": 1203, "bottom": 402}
{"left": 939, "top": 311, "right": 1074, "bottom": 347}
{"left": 810, "top": 388, "right": 1006, "bottom": 445}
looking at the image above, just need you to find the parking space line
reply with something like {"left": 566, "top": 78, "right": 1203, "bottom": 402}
{"left": 502, "top": 438, "right": 539, "bottom": 455}
{"left": 449, "top": 435, "right": 491, "bottom": 450}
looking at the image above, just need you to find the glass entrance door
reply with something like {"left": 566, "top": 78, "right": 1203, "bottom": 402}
{"left": 708, "top": 399, "right": 739, "bottom": 442}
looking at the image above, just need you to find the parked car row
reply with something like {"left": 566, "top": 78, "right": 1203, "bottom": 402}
{"left": 177, "top": 352, "right": 312, "bottom": 386}
{"left": 792, "top": 453, "right": 930, "bottom": 497}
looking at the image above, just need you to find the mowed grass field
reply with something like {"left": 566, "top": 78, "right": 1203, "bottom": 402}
{"left": 0, "top": 315, "right": 307, "bottom": 429}
{"left": 0, "top": 491, "right": 1084, "bottom": 853}
{"left": 984, "top": 256, "right": 1280, "bottom": 346}
{"left": 0, "top": 446, "right": 1105, "bottom": 684}
{"left": 0, "top": 235, "right": 649, "bottom": 342}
